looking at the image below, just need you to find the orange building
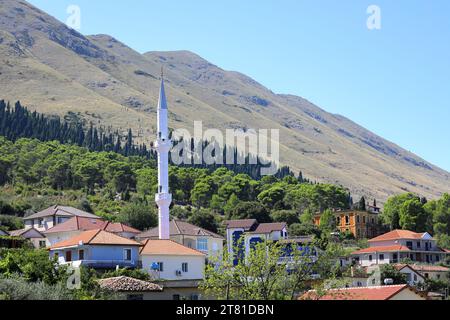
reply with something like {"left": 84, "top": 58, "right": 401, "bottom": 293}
{"left": 314, "top": 210, "right": 381, "bottom": 239}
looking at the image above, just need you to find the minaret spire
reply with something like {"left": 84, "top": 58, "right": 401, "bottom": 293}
{"left": 155, "top": 66, "right": 172, "bottom": 240}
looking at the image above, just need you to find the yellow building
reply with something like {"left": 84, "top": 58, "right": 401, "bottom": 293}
{"left": 314, "top": 210, "right": 380, "bottom": 239}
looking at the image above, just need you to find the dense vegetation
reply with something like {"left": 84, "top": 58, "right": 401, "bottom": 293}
{"left": 0, "top": 100, "right": 294, "bottom": 180}
{"left": 0, "top": 135, "right": 352, "bottom": 233}
{"left": 381, "top": 193, "right": 450, "bottom": 248}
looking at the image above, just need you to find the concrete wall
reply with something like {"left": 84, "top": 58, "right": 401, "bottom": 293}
{"left": 141, "top": 254, "right": 205, "bottom": 281}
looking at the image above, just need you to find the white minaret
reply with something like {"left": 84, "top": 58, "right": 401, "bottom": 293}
{"left": 155, "top": 68, "right": 172, "bottom": 240}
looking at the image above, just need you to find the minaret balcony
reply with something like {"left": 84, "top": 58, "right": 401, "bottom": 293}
{"left": 155, "top": 193, "right": 172, "bottom": 206}
{"left": 154, "top": 139, "right": 173, "bottom": 153}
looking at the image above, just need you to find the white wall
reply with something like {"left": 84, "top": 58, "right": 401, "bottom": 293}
{"left": 141, "top": 255, "right": 205, "bottom": 281}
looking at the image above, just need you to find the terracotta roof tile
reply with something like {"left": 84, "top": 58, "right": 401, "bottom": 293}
{"left": 140, "top": 239, "right": 206, "bottom": 256}
{"left": 97, "top": 276, "right": 163, "bottom": 292}
{"left": 8, "top": 228, "right": 45, "bottom": 238}
{"left": 352, "top": 245, "right": 411, "bottom": 255}
{"left": 137, "top": 219, "right": 223, "bottom": 239}
{"left": 25, "top": 205, "right": 100, "bottom": 220}
{"left": 368, "top": 230, "right": 429, "bottom": 242}
{"left": 224, "top": 219, "right": 258, "bottom": 230}
{"left": 249, "top": 223, "right": 287, "bottom": 234}
{"left": 300, "top": 285, "right": 424, "bottom": 300}
{"left": 50, "top": 229, "right": 141, "bottom": 249}
{"left": 44, "top": 217, "right": 140, "bottom": 234}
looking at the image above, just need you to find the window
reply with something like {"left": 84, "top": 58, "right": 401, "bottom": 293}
{"left": 345, "top": 216, "right": 350, "bottom": 225}
{"left": 79, "top": 249, "right": 85, "bottom": 260}
{"left": 124, "top": 249, "right": 132, "bottom": 261}
{"left": 424, "top": 273, "right": 429, "bottom": 279}
{"left": 336, "top": 217, "right": 341, "bottom": 225}
{"left": 356, "top": 215, "right": 360, "bottom": 223}
{"left": 406, "top": 241, "right": 413, "bottom": 250}
{"left": 38, "top": 219, "right": 44, "bottom": 228}
{"left": 414, "top": 274, "right": 418, "bottom": 281}
{"left": 39, "top": 240, "right": 46, "bottom": 248}
{"left": 157, "top": 262, "right": 164, "bottom": 272}
{"left": 182, "top": 263, "right": 188, "bottom": 273}
{"left": 363, "top": 216, "right": 366, "bottom": 224}
{"left": 197, "top": 238, "right": 208, "bottom": 251}
{"left": 379, "top": 254, "right": 385, "bottom": 261}
{"left": 65, "top": 251, "right": 72, "bottom": 262}
{"left": 416, "top": 241, "right": 421, "bottom": 249}
{"left": 437, "top": 275, "right": 441, "bottom": 280}
{"left": 368, "top": 255, "right": 373, "bottom": 262}
{"left": 436, "top": 255, "right": 440, "bottom": 262}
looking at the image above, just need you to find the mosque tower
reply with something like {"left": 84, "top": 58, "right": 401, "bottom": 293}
{"left": 154, "top": 68, "right": 172, "bottom": 240}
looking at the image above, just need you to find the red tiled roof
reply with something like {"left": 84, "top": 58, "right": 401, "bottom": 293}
{"left": 140, "top": 239, "right": 205, "bottom": 256}
{"left": 97, "top": 276, "right": 163, "bottom": 292}
{"left": 224, "top": 219, "right": 258, "bottom": 230}
{"left": 300, "top": 285, "right": 424, "bottom": 300}
{"left": 137, "top": 219, "right": 223, "bottom": 239}
{"left": 50, "top": 229, "right": 141, "bottom": 249}
{"left": 368, "top": 230, "right": 429, "bottom": 242}
{"left": 44, "top": 217, "right": 140, "bottom": 234}
{"left": 249, "top": 223, "right": 287, "bottom": 234}
{"left": 352, "top": 245, "right": 411, "bottom": 255}
{"left": 410, "top": 265, "right": 450, "bottom": 273}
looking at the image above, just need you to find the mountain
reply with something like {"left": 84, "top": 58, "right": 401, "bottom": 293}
{"left": 1, "top": 0, "right": 449, "bottom": 202}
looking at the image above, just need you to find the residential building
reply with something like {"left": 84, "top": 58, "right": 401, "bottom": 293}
{"left": 408, "top": 265, "right": 450, "bottom": 281}
{"left": 24, "top": 205, "right": 101, "bottom": 232}
{"left": 136, "top": 219, "right": 224, "bottom": 258}
{"left": 97, "top": 276, "right": 163, "bottom": 300}
{"left": 8, "top": 227, "right": 48, "bottom": 248}
{"left": 393, "top": 264, "right": 426, "bottom": 286}
{"left": 301, "top": 284, "right": 427, "bottom": 300}
{"left": 44, "top": 216, "right": 140, "bottom": 246}
{"left": 224, "top": 219, "right": 288, "bottom": 265}
{"left": 49, "top": 229, "right": 141, "bottom": 269}
{"left": 314, "top": 210, "right": 380, "bottom": 239}
{"left": 140, "top": 239, "right": 206, "bottom": 281}
{"left": 351, "top": 230, "right": 448, "bottom": 267}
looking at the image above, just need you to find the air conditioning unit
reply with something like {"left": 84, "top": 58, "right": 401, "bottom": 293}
{"left": 175, "top": 270, "right": 182, "bottom": 276}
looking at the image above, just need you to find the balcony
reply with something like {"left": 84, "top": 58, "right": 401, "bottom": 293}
{"left": 61, "top": 260, "right": 139, "bottom": 269}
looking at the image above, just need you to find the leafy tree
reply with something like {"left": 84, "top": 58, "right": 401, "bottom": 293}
{"left": 382, "top": 193, "right": 418, "bottom": 230}
{"left": 358, "top": 196, "right": 366, "bottom": 211}
{"left": 319, "top": 209, "right": 336, "bottom": 233}
{"left": 188, "top": 209, "right": 219, "bottom": 233}
{"left": 118, "top": 203, "right": 157, "bottom": 231}
{"left": 399, "top": 198, "right": 429, "bottom": 232}
{"left": 270, "top": 210, "right": 299, "bottom": 225}
{"left": 379, "top": 264, "right": 407, "bottom": 285}
{"left": 229, "top": 201, "right": 271, "bottom": 223}
{"left": 257, "top": 186, "right": 285, "bottom": 209}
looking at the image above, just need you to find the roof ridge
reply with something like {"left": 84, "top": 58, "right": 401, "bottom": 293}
{"left": 173, "top": 219, "right": 182, "bottom": 234}
{"left": 87, "top": 229, "right": 103, "bottom": 244}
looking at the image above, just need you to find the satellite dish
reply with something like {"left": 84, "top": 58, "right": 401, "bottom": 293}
{"left": 151, "top": 263, "right": 160, "bottom": 271}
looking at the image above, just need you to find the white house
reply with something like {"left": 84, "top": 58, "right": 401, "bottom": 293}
{"left": 44, "top": 216, "right": 140, "bottom": 246}
{"left": 140, "top": 239, "right": 206, "bottom": 281}
{"left": 136, "top": 219, "right": 224, "bottom": 259}
{"left": 24, "top": 205, "right": 101, "bottom": 232}
{"left": 351, "top": 230, "right": 448, "bottom": 267}
{"left": 8, "top": 227, "right": 48, "bottom": 248}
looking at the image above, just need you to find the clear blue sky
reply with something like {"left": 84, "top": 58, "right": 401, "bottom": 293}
{"left": 28, "top": 0, "right": 450, "bottom": 172}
